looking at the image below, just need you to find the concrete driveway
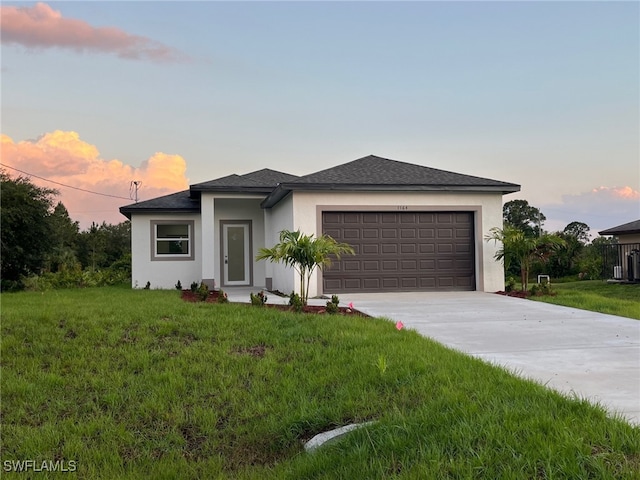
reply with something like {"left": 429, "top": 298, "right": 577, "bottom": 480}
{"left": 338, "top": 292, "right": 640, "bottom": 426}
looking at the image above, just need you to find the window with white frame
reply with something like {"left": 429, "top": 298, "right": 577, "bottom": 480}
{"left": 151, "top": 221, "right": 195, "bottom": 261}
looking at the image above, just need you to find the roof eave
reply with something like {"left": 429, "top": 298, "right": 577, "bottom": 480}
{"left": 598, "top": 228, "right": 640, "bottom": 236}
{"left": 190, "top": 185, "right": 275, "bottom": 194}
{"left": 261, "top": 183, "right": 521, "bottom": 208}
{"left": 119, "top": 207, "right": 201, "bottom": 219}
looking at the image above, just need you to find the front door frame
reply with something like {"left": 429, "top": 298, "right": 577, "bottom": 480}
{"left": 220, "top": 220, "right": 253, "bottom": 287}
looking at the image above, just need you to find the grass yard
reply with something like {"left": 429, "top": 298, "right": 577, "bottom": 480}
{"left": 529, "top": 280, "right": 640, "bottom": 320}
{"left": 2, "top": 288, "right": 639, "bottom": 479}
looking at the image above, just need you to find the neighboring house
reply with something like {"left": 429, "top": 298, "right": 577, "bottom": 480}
{"left": 120, "top": 155, "right": 520, "bottom": 295}
{"left": 598, "top": 220, "right": 640, "bottom": 281}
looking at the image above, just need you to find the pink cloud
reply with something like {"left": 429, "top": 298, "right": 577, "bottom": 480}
{"left": 1, "top": 131, "right": 189, "bottom": 228}
{"left": 1, "top": 2, "right": 189, "bottom": 63}
{"left": 540, "top": 186, "right": 640, "bottom": 236}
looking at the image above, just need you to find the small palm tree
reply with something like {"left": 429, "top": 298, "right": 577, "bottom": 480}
{"left": 256, "top": 229, "right": 355, "bottom": 305}
{"left": 485, "top": 226, "right": 565, "bottom": 291}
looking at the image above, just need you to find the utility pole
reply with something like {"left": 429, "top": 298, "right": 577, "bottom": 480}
{"left": 130, "top": 181, "right": 142, "bottom": 203}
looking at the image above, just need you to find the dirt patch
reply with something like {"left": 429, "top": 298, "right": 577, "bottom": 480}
{"left": 231, "top": 344, "right": 270, "bottom": 358}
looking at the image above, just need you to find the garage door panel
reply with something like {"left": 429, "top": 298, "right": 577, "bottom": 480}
{"left": 362, "top": 244, "right": 379, "bottom": 254}
{"left": 344, "top": 278, "right": 362, "bottom": 289}
{"left": 420, "top": 244, "right": 435, "bottom": 254}
{"left": 323, "top": 211, "right": 475, "bottom": 292}
{"left": 401, "top": 244, "right": 416, "bottom": 254}
{"left": 343, "top": 260, "right": 360, "bottom": 271}
{"left": 363, "top": 278, "right": 381, "bottom": 289}
{"left": 382, "top": 260, "right": 398, "bottom": 271}
{"left": 363, "top": 260, "right": 380, "bottom": 271}
{"left": 382, "top": 278, "right": 399, "bottom": 288}
{"left": 382, "top": 244, "right": 398, "bottom": 254}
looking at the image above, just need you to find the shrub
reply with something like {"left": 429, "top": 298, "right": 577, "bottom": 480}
{"left": 250, "top": 290, "right": 268, "bottom": 306}
{"left": 144, "top": 281, "right": 151, "bottom": 290}
{"left": 190, "top": 281, "right": 199, "bottom": 293}
{"left": 326, "top": 294, "right": 340, "bottom": 314}
{"left": 505, "top": 276, "right": 516, "bottom": 293}
{"left": 288, "top": 291, "right": 303, "bottom": 312}
{"left": 197, "top": 282, "right": 209, "bottom": 301}
{"left": 217, "top": 290, "right": 229, "bottom": 304}
{"left": 530, "top": 282, "right": 555, "bottom": 297}
{"left": 175, "top": 280, "right": 182, "bottom": 290}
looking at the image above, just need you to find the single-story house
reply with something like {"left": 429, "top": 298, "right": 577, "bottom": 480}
{"left": 598, "top": 220, "right": 640, "bottom": 281}
{"left": 119, "top": 155, "right": 520, "bottom": 295}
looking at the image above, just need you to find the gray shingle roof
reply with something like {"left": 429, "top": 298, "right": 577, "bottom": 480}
{"left": 261, "top": 155, "right": 520, "bottom": 207}
{"left": 119, "top": 190, "right": 199, "bottom": 218}
{"left": 290, "top": 155, "right": 518, "bottom": 187}
{"left": 119, "top": 156, "right": 521, "bottom": 218}
{"left": 191, "top": 169, "right": 299, "bottom": 192}
{"left": 599, "top": 220, "right": 640, "bottom": 236}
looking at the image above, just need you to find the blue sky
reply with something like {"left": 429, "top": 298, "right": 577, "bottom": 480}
{"left": 1, "top": 1, "right": 638, "bottom": 232}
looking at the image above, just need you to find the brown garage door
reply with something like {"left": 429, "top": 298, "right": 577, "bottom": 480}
{"left": 322, "top": 211, "right": 475, "bottom": 292}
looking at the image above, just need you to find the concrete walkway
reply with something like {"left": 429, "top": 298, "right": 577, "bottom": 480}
{"left": 224, "top": 288, "right": 639, "bottom": 425}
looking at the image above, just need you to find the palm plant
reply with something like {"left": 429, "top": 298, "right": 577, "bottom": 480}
{"left": 256, "top": 229, "right": 355, "bottom": 305}
{"left": 485, "top": 226, "right": 565, "bottom": 291}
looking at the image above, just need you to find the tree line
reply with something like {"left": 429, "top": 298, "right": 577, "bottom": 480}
{"left": 1, "top": 171, "right": 131, "bottom": 291}
{"left": 491, "top": 199, "right": 615, "bottom": 291}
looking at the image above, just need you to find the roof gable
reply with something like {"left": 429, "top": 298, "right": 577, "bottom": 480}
{"left": 191, "top": 168, "right": 299, "bottom": 191}
{"left": 291, "top": 155, "right": 518, "bottom": 188}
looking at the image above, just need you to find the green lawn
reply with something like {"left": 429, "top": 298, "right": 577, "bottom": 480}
{"left": 2, "top": 288, "right": 639, "bottom": 479}
{"left": 529, "top": 280, "right": 640, "bottom": 320}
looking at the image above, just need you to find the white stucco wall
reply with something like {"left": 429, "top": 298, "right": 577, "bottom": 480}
{"left": 285, "top": 190, "right": 509, "bottom": 296}
{"left": 264, "top": 194, "right": 295, "bottom": 294}
{"left": 130, "top": 213, "right": 202, "bottom": 289}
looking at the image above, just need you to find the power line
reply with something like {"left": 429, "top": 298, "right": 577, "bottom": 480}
{"left": 0, "top": 163, "right": 132, "bottom": 200}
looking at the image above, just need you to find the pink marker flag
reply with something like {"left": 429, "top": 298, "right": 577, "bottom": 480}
{"left": 395, "top": 321, "right": 404, "bottom": 330}
{"left": 348, "top": 302, "right": 354, "bottom": 309}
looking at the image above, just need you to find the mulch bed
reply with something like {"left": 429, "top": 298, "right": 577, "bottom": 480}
{"left": 180, "top": 290, "right": 368, "bottom": 316}
{"left": 495, "top": 290, "right": 530, "bottom": 298}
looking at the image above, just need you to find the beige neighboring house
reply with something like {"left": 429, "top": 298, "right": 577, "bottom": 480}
{"left": 598, "top": 220, "right": 640, "bottom": 281}
{"left": 120, "top": 155, "right": 520, "bottom": 295}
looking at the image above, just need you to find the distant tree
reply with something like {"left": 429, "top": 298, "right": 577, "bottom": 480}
{"left": 545, "top": 221, "right": 591, "bottom": 278}
{"left": 563, "top": 221, "right": 591, "bottom": 244}
{"left": 77, "top": 221, "right": 130, "bottom": 271}
{"left": 46, "top": 202, "right": 81, "bottom": 272}
{"left": 0, "top": 171, "right": 58, "bottom": 290}
{"left": 503, "top": 199, "right": 546, "bottom": 238}
{"left": 486, "top": 226, "right": 565, "bottom": 291}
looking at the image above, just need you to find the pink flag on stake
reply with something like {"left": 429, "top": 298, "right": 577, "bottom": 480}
{"left": 396, "top": 321, "right": 404, "bottom": 330}
{"left": 348, "top": 302, "right": 354, "bottom": 309}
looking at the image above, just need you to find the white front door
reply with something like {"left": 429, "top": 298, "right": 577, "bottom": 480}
{"left": 222, "top": 222, "right": 251, "bottom": 286}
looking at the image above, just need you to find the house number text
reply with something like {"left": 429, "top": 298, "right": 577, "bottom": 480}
{"left": 397, "top": 206, "right": 408, "bottom": 210}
